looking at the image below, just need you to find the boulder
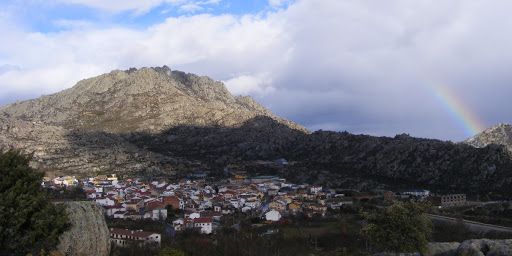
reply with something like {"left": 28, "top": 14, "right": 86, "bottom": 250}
{"left": 425, "top": 240, "right": 512, "bottom": 256}
{"left": 457, "top": 239, "right": 512, "bottom": 256}
{"left": 56, "top": 201, "right": 110, "bottom": 256}
{"left": 426, "top": 242, "right": 460, "bottom": 256}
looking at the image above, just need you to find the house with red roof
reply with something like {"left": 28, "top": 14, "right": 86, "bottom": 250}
{"left": 185, "top": 217, "right": 213, "bottom": 234}
{"left": 110, "top": 228, "right": 161, "bottom": 248}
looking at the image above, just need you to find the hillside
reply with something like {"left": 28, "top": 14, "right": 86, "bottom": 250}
{"left": 2, "top": 66, "right": 512, "bottom": 196}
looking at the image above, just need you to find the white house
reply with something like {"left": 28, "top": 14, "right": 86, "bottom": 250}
{"left": 265, "top": 210, "right": 282, "bottom": 222}
{"left": 113, "top": 211, "right": 127, "bottom": 219}
{"left": 151, "top": 208, "right": 167, "bottom": 221}
{"left": 173, "top": 218, "right": 184, "bottom": 231}
{"left": 244, "top": 200, "right": 261, "bottom": 209}
{"left": 187, "top": 212, "right": 201, "bottom": 219}
{"left": 310, "top": 186, "right": 323, "bottom": 194}
{"left": 53, "top": 176, "right": 78, "bottom": 186}
{"left": 190, "top": 217, "right": 213, "bottom": 234}
{"left": 96, "top": 197, "right": 115, "bottom": 207}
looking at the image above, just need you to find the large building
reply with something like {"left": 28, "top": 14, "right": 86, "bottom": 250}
{"left": 430, "top": 194, "right": 466, "bottom": 208}
{"left": 110, "top": 228, "right": 161, "bottom": 248}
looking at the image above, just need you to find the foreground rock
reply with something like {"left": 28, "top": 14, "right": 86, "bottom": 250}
{"left": 56, "top": 201, "right": 110, "bottom": 256}
{"left": 426, "top": 239, "right": 512, "bottom": 256}
{"left": 426, "top": 242, "right": 460, "bottom": 256}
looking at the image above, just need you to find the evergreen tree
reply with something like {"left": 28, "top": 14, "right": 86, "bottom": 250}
{"left": 0, "top": 151, "right": 70, "bottom": 255}
{"left": 362, "top": 201, "right": 432, "bottom": 254}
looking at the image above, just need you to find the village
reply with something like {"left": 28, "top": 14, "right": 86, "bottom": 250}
{"left": 43, "top": 171, "right": 469, "bottom": 250}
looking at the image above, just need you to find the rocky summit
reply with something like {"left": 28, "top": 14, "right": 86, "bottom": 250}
{"left": 465, "top": 123, "right": 512, "bottom": 153}
{"left": 0, "top": 66, "right": 305, "bottom": 176}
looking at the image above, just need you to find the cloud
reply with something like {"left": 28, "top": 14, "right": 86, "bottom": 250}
{"left": 268, "top": 0, "right": 292, "bottom": 8}
{"left": 224, "top": 73, "right": 275, "bottom": 95}
{"left": 2, "top": 0, "right": 512, "bottom": 141}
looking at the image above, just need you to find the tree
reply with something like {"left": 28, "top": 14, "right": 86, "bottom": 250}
{"left": 362, "top": 201, "right": 432, "bottom": 254}
{"left": 166, "top": 205, "right": 177, "bottom": 221}
{"left": 0, "top": 151, "right": 70, "bottom": 255}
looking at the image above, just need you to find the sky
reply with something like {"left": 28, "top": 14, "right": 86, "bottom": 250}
{"left": 0, "top": 0, "right": 511, "bottom": 141}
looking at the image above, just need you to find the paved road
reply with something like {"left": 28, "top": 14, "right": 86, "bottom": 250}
{"left": 427, "top": 214, "right": 512, "bottom": 234}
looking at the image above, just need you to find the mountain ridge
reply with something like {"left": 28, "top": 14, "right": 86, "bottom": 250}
{"left": 2, "top": 67, "right": 512, "bottom": 197}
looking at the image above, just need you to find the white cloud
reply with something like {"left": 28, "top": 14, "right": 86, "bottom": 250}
{"left": 224, "top": 74, "right": 275, "bottom": 95}
{"left": 2, "top": 0, "right": 512, "bottom": 140}
{"left": 268, "top": 0, "right": 291, "bottom": 8}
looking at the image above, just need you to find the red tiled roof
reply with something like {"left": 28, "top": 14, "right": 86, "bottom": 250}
{"left": 145, "top": 201, "right": 165, "bottom": 211}
{"left": 193, "top": 217, "right": 213, "bottom": 223}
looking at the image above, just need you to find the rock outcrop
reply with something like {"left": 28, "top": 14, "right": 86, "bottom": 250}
{"left": 426, "top": 242, "right": 460, "bottom": 256}
{"left": 375, "top": 240, "right": 512, "bottom": 256}
{"left": 465, "top": 124, "right": 512, "bottom": 154}
{"left": 56, "top": 201, "right": 110, "bottom": 256}
{"left": 425, "top": 239, "right": 512, "bottom": 256}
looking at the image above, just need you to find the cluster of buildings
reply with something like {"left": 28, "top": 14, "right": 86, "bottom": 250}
{"left": 87, "top": 174, "right": 357, "bottom": 230}
{"left": 44, "top": 173, "right": 359, "bottom": 233}
{"left": 43, "top": 173, "right": 468, "bottom": 249}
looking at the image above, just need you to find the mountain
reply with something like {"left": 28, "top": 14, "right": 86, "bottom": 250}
{"left": 0, "top": 66, "right": 305, "bottom": 176}
{"left": 2, "top": 66, "right": 512, "bottom": 197}
{"left": 0, "top": 66, "right": 303, "bottom": 133}
{"left": 465, "top": 123, "right": 512, "bottom": 153}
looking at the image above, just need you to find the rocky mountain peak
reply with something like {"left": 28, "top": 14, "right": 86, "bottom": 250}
{"left": 0, "top": 66, "right": 307, "bottom": 175}
{"left": 0, "top": 66, "right": 305, "bottom": 134}
{"left": 464, "top": 123, "right": 512, "bottom": 152}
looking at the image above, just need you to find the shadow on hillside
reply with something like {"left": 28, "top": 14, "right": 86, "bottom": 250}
{"left": 65, "top": 115, "right": 306, "bottom": 165}
{"left": 63, "top": 115, "right": 512, "bottom": 196}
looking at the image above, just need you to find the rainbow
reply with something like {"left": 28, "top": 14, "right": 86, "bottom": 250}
{"left": 431, "top": 84, "right": 486, "bottom": 137}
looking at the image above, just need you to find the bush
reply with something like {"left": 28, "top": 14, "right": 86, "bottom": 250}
{"left": 362, "top": 202, "right": 432, "bottom": 254}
